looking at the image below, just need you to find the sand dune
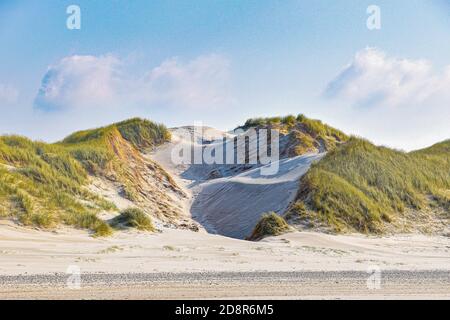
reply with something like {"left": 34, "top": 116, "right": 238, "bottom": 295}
{"left": 150, "top": 127, "right": 323, "bottom": 238}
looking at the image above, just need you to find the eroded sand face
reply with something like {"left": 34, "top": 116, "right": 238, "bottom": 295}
{"left": 149, "top": 127, "right": 324, "bottom": 239}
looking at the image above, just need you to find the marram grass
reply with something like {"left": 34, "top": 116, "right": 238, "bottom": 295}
{"left": 247, "top": 212, "right": 290, "bottom": 241}
{"left": 110, "top": 207, "right": 155, "bottom": 232}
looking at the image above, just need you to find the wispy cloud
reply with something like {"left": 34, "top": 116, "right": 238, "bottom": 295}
{"left": 138, "top": 54, "right": 231, "bottom": 109}
{"left": 34, "top": 55, "right": 121, "bottom": 111}
{"left": 322, "top": 48, "right": 450, "bottom": 150}
{"left": 324, "top": 47, "right": 450, "bottom": 108}
{"left": 34, "top": 53, "right": 232, "bottom": 112}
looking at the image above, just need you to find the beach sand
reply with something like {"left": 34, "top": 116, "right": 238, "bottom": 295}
{"left": 1, "top": 220, "right": 449, "bottom": 299}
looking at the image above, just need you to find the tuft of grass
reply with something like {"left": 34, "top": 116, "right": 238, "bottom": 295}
{"left": 93, "top": 221, "right": 114, "bottom": 237}
{"left": 110, "top": 208, "right": 155, "bottom": 231}
{"left": 15, "top": 190, "right": 34, "bottom": 215}
{"left": 247, "top": 212, "right": 290, "bottom": 241}
{"left": 284, "top": 201, "right": 307, "bottom": 221}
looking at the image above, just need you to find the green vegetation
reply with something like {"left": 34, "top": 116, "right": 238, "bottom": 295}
{"left": 247, "top": 212, "right": 290, "bottom": 241}
{"left": 0, "top": 118, "right": 169, "bottom": 236}
{"left": 0, "top": 135, "right": 113, "bottom": 235}
{"left": 110, "top": 208, "right": 155, "bottom": 231}
{"left": 288, "top": 137, "right": 450, "bottom": 233}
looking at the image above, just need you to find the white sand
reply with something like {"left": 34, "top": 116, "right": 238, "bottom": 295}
{"left": 1, "top": 220, "right": 449, "bottom": 276}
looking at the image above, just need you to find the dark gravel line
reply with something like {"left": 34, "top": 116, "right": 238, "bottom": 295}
{"left": 0, "top": 270, "right": 449, "bottom": 286}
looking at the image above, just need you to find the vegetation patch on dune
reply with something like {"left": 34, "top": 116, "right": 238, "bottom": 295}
{"left": 110, "top": 208, "right": 155, "bottom": 231}
{"left": 247, "top": 212, "right": 291, "bottom": 241}
{"left": 63, "top": 118, "right": 170, "bottom": 151}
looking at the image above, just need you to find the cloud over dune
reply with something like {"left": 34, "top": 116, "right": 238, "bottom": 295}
{"left": 34, "top": 54, "right": 231, "bottom": 112}
{"left": 35, "top": 55, "right": 121, "bottom": 111}
{"left": 323, "top": 48, "right": 450, "bottom": 151}
{"left": 325, "top": 48, "right": 450, "bottom": 108}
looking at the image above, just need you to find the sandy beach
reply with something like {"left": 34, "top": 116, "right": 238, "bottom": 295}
{"left": 1, "top": 220, "right": 449, "bottom": 299}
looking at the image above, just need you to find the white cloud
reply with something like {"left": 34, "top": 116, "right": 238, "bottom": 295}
{"left": 322, "top": 48, "right": 450, "bottom": 150}
{"left": 34, "top": 53, "right": 232, "bottom": 112}
{"left": 139, "top": 54, "right": 231, "bottom": 108}
{"left": 35, "top": 55, "right": 123, "bottom": 111}
{"left": 325, "top": 47, "right": 450, "bottom": 108}
{"left": 0, "top": 84, "right": 19, "bottom": 104}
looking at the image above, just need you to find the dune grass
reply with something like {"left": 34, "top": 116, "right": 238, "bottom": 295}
{"left": 63, "top": 117, "right": 170, "bottom": 150}
{"left": 110, "top": 208, "right": 155, "bottom": 231}
{"left": 0, "top": 135, "right": 116, "bottom": 235}
{"left": 247, "top": 212, "right": 290, "bottom": 241}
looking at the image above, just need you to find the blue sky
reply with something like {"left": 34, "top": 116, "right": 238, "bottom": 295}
{"left": 1, "top": 0, "right": 450, "bottom": 150}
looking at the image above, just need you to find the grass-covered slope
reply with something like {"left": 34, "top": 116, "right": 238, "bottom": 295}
{"left": 60, "top": 118, "right": 176, "bottom": 203}
{"left": 63, "top": 118, "right": 170, "bottom": 151}
{"left": 0, "top": 118, "right": 176, "bottom": 235}
{"left": 0, "top": 135, "right": 116, "bottom": 235}
{"left": 286, "top": 137, "right": 450, "bottom": 233}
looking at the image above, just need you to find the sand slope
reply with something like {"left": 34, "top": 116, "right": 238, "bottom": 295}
{"left": 190, "top": 154, "right": 323, "bottom": 238}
